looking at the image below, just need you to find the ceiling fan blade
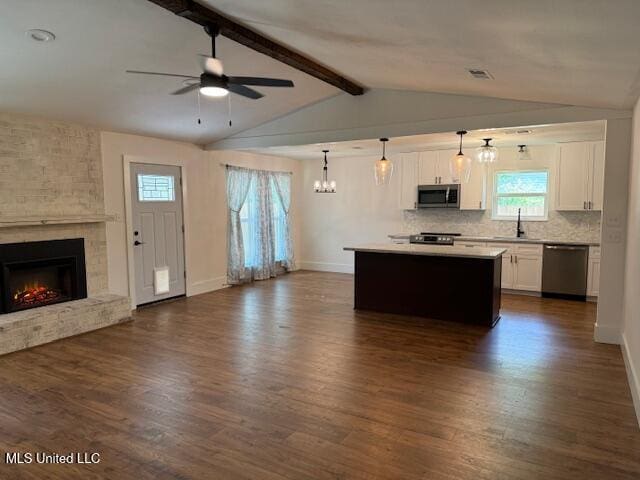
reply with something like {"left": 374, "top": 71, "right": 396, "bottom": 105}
{"left": 227, "top": 76, "right": 294, "bottom": 87}
{"left": 171, "top": 83, "right": 201, "bottom": 95}
{"left": 197, "top": 55, "right": 224, "bottom": 76}
{"left": 227, "top": 83, "right": 264, "bottom": 100}
{"left": 126, "top": 70, "right": 198, "bottom": 79}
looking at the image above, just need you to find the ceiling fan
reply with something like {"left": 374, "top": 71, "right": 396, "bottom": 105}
{"left": 126, "top": 25, "right": 294, "bottom": 100}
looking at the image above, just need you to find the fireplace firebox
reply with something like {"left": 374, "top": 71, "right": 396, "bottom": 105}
{"left": 0, "top": 239, "right": 87, "bottom": 314}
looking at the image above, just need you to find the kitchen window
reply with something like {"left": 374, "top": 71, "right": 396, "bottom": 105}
{"left": 492, "top": 170, "right": 549, "bottom": 221}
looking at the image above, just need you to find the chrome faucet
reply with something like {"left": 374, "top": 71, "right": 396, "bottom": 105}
{"left": 516, "top": 208, "right": 525, "bottom": 238}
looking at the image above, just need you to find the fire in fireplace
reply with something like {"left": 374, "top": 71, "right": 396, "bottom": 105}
{"left": 13, "top": 284, "right": 64, "bottom": 308}
{"left": 0, "top": 239, "right": 87, "bottom": 314}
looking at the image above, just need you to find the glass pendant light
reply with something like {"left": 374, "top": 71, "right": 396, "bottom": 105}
{"left": 314, "top": 150, "right": 336, "bottom": 193}
{"left": 517, "top": 144, "right": 532, "bottom": 161}
{"left": 449, "top": 130, "right": 472, "bottom": 183}
{"left": 476, "top": 138, "right": 498, "bottom": 163}
{"left": 374, "top": 138, "right": 394, "bottom": 185}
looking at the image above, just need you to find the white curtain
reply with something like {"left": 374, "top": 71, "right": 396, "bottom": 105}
{"left": 226, "top": 165, "right": 294, "bottom": 285}
{"left": 249, "top": 170, "right": 277, "bottom": 280}
{"left": 226, "top": 166, "right": 254, "bottom": 284}
{"left": 271, "top": 172, "right": 295, "bottom": 270}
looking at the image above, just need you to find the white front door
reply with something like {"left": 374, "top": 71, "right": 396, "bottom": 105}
{"left": 131, "top": 163, "right": 186, "bottom": 306}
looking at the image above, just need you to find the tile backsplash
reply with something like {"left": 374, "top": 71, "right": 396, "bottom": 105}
{"left": 403, "top": 209, "right": 601, "bottom": 243}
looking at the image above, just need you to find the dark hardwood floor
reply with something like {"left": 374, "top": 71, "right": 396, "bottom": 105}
{"left": 0, "top": 271, "right": 638, "bottom": 479}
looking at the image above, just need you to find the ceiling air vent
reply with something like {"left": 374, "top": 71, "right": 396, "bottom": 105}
{"left": 467, "top": 69, "right": 493, "bottom": 80}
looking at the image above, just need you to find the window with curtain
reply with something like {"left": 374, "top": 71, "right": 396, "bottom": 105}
{"left": 493, "top": 170, "right": 549, "bottom": 220}
{"left": 239, "top": 176, "right": 288, "bottom": 267}
{"left": 226, "top": 165, "right": 293, "bottom": 284}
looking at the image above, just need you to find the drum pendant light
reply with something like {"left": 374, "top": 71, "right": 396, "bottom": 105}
{"left": 449, "top": 130, "right": 472, "bottom": 183}
{"left": 374, "top": 138, "right": 393, "bottom": 185}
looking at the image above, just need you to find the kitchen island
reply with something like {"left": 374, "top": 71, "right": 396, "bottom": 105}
{"left": 344, "top": 243, "right": 506, "bottom": 327}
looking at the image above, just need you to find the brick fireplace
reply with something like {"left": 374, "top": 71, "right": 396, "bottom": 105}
{"left": 0, "top": 112, "right": 130, "bottom": 355}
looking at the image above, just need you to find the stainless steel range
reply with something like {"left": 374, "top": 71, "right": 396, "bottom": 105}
{"left": 409, "top": 232, "right": 461, "bottom": 246}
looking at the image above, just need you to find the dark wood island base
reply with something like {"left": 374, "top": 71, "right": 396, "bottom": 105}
{"left": 346, "top": 245, "right": 504, "bottom": 327}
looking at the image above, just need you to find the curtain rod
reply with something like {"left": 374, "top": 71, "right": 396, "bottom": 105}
{"left": 219, "top": 162, "right": 292, "bottom": 175}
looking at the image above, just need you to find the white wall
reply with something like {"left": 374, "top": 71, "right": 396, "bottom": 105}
{"left": 622, "top": 98, "right": 640, "bottom": 425}
{"left": 101, "top": 131, "right": 301, "bottom": 306}
{"left": 299, "top": 144, "right": 601, "bottom": 272}
{"left": 595, "top": 118, "right": 632, "bottom": 344}
{"left": 300, "top": 154, "right": 402, "bottom": 272}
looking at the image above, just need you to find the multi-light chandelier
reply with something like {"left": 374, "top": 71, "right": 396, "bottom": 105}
{"left": 314, "top": 149, "right": 336, "bottom": 193}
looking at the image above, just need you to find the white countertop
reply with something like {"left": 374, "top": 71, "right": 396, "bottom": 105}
{"left": 387, "top": 233, "right": 599, "bottom": 247}
{"left": 344, "top": 243, "right": 506, "bottom": 259}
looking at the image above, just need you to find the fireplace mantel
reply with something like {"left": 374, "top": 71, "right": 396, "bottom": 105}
{"left": 0, "top": 214, "right": 115, "bottom": 228}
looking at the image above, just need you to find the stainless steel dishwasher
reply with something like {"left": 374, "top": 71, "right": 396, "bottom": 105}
{"left": 542, "top": 244, "right": 588, "bottom": 300}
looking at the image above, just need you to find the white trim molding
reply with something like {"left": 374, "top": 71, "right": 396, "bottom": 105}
{"left": 299, "top": 261, "right": 354, "bottom": 274}
{"left": 622, "top": 333, "right": 640, "bottom": 427}
{"left": 594, "top": 322, "right": 622, "bottom": 344}
{"left": 188, "top": 276, "right": 229, "bottom": 297}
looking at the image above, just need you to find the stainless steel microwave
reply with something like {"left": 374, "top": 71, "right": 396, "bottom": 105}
{"left": 417, "top": 184, "right": 460, "bottom": 208}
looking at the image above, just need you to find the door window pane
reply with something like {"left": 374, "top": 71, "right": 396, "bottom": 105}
{"left": 137, "top": 174, "right": 175, "bottom": 202}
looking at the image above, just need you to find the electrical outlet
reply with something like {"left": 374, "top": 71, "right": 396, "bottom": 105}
{"left": 604, "top": 229, "right": 622, "bottom": 243}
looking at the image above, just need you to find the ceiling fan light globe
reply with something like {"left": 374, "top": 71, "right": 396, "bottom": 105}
{"left": 199, "top": 86, "right": 229, "bottom": 97}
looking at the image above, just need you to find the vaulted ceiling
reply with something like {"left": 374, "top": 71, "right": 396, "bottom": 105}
{"left": 1, "top": 0, "right": 639, "bottom": 146}
{"left": 0, "top": 0, "right": 337, "bottom": 144}
{"left": 203, "top": 0, "right": 640, "bottom": 109}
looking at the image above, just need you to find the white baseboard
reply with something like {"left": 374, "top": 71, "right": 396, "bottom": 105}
{"left": 188, "top": 276, "right": 228, "bottom": 296}
{"left": 594, "top": 322, "right": 622, "bottom": 344}
{"left": 299, "top": 261, "right": 354, "bottom": 274}
{"left": 621, "top": 333, "right": 640, "bottom": 428}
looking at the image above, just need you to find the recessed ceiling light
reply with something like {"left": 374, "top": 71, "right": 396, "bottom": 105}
{"left": 467, "top": 69, "right": 493, "bottom": 80}
{"left": 26, "top": 29, "right": 56, "bottom": 42}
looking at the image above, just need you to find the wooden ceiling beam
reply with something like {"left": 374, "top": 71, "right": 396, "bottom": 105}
{"left": 147, "top": 0, "right": 365, "bottom": 95}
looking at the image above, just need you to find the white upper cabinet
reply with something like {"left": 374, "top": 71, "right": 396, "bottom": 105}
{"left": 398, "top": 152, "right": 419, "bottom": 210}
{"left": 418, "top": 151, "right": 439, "bottom": 185}
{"left": 556, "top": 141, "right": 605, "bottom": 211}
{"left": 418, "top": 150, "right": 458, "bottom": 185}
{"left": 460, "top": 161, "right": 487, "bottom": 210}
{"left": 556, "top": 142, "right": 590, "bottom": 210}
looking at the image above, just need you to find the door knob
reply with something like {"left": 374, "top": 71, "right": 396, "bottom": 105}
{"left": 134, "top": 240, "right": 145, "bottom": 246}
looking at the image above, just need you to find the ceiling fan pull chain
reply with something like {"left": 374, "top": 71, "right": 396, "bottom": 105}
{"left": 197, "top": 90, "right": 202, "bottom": 125}
{"left": 228, "top": 94, "right": 232, "bottom": 127}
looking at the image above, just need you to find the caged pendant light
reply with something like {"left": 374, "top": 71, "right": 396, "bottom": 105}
{"left": 374, "top": 138, "right": 394, "bottom": 185}
{"left": 314, "top": 149, "right": 336, "bottom": 193}
{"left": 449, "top": 130, "right": 472, "bottom": 183}
{"left": 476, "top": 138, "right": 498, "bottom": 163}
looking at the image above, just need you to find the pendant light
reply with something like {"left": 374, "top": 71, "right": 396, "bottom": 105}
{"left": 476, "top": 138, "right": 498, "bottom": 163}
{"left": 449, "top": 130, "right": 472, "bottom": 183}
{"left": 314, "top": 149, "right": 336, "bottom": 193}
{"left": 517, "top": 144, "right": 532, "bottom": 161}
{"left": 374, "top": 138, "right": 394, "bottom": 185}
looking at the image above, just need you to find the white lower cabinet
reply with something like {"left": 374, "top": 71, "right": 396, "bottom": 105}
{"left": 474, "top": 242, "right": 542, "bottom": 292}
{"left": 587, "top": 246, "right": 601, "bottom": 297}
